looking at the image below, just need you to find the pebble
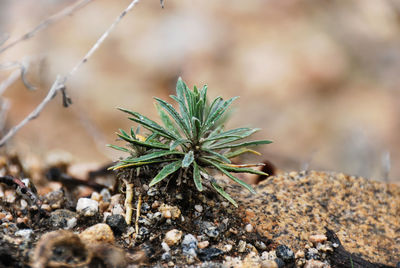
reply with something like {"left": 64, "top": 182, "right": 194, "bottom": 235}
{"left": 100, "top": 189, "right": 111, "bottom": 202}
{"left": 304, "top": 259, "right": 329, "bottom": 268}
{"left": 158, "top": 204, "right": 181, "bottom": 220}
{"left": 15, "top": 229, "right": 33, "bottom": 240}
{"left": 20, "top": 199, "right": 28, "bottom": 210}
{"left": 223, "top": 244, "right": 233, "bottom": 252}
{"left": 76, "top": 198, "right": 98, "bottom": 216}
{"left": 306, "top": 248, "right": 321, "bottom": 260}
{"left": 151, "top": 200, "right": 160, "bottom": 209}
{"left": 5, "top": 214, "right": 13, "bottom": 221}
{"left": 245, "top": 224, "right": 254, "bottom": 233}
{"left": 275, "top": 245, "right": 294, "bottom": 263}
{"left": 261, "top": 260, "right": 278, "bottom": 268}
{"left": 164, "top": 229, "right": 183, "bottom": 246}
{"left": 17, "top": 217, "right": 29, "bottom": 225}
{"left": 309, "top": 234, "right": 327, "bottom": 244}
{"left": 40, "top": 204, "right": 51, "bottom": 212}
{"left": 295, "top": 250, "right": 305, "bottom": 258}
{"left": 0, "top": 212, "right": 5, "bottom": 220}
{"left": 49, "top": 209, "right": 78, "bottom": 229}
{"left": 274, "top": 258, "right": 285, "bottom": 268}
{"left": 198, "top": 240, "right": 209, "bottom": 249}
{"left": 91, "top": 191, "right": 102, "bottom": 202}
{"left": 79, "top": 223, "right": 115, "bottom": 244}
{"left": 255, "top": 241, "right": 267, "bottom": 250}
{"left": 197, "top": 248, "right": 224, "bottom": 261}
{"left": 238, "top": 240, "right": 247, "bottom": 252}
{"left": 106, "top": 214, "right": 127, "bottom": 235}
{"left": 195, "top": 205, "right": 203, "bottom": 213}
{"left": 182, "top": 234, "right": 198, "bottom": 257}
{"left": 161, "top": 241, "right": 170, "bottom": 252}
{"left": 202, "top": 222, "right": 219, "bottom": 238}
{"left": 112, "top": 204, "right": 124, "bottom": 215}
{"left": 66, "top": 217, "right": 77, "bottom": 229}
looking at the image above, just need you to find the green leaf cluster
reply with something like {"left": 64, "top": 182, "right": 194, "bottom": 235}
{"left": 109, "top": 78, "right": 272, "bottom": 207}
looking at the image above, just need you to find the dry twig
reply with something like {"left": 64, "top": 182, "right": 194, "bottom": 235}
{"left": 0, "top": 0, "right": 141, "bottom": 147}
{"left": 0, "top": 0, "right": 93, "bottom": 55}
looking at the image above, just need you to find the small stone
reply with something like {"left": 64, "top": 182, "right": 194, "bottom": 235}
{"left": 317, "top": 243, "right": 333, "bottom": 253}
{"left": 182, "top": 234, "right": 198, "bottom": 257}
{"left": 49, "top": 209, "right": 78, "bottom": 229}
{"left": 142, "top": 184, "right": 149, "bottom": 191}
{"left": 20, "top": 199, "right": 28, "bottom": 210}
{"left": 147, "top": 188, "right": 159, "bottom": 197}
{"left": 161, "top": 241, "right": 170, "bottom": 252}
{"left": 100, "top": 189, "right": 111, "bottom": 202}
{"left": 76, "top": 198, "right": 98, "bottom": 216}
{"left": 139, "top": 227, "right": 149, "bottom": 236}
{"left": 223, "top": 244, "right": 233, "bottom": 252}
{"left": 198, "top": 241, "right": 209, "bottom": 249}
{"left": 5, "top": 214, "right": 13, "bottom": 221}
{"left": 164, "top": 229, "right": 183, "bottom": 246}
{"left": 238, "top": 240, "right": 247, "bottom": 252}
{"left": 17, "top": 217, "right": 28, "bottom": 225}
{"left": 306, "top": 248, "right": 320, "bottom": 260}
{"left": 195, "top": 205, "right": 203, "bottom": 213}
{"left": 106, "top": 214, "right": 127, "bottom": 235}
{"left": 167, "top": 261, "right": 174, "bottom": 267}
{"left": 274, "top": 258, "right": 285, "bottom": 268}
{"left": 255, "top": 241, "right": 267, "bottom": 250}
{"left": 159, "top": 204, "right": 181, "bottom": 220}
{"left": 261, "top": 260, "right": 278, "bottom": 268}
{"left": 197, "top": 248, "right": 224, "bottom": 261}
{"left": 66, "top": 217, "right": 77, "bottom": 229}
{"left": 41, "top": 204, "right": 51, "bottom": 212}
{"left": 161, "top": 252, "right": 171, "bottom": 260}
{"left": 202, "top": 222, "right": 219, "bottom": 238}
{"left": 0, "top": 212, "right": 5, "bottom": 220}
{"left": 245, "top": 224, "right": 254, "bottom": 232}
{"left": 112, "top": 204, "right": 124, "bottom": 215}
{"left": 15, "top": 229, "right": 33, "bottom": 240}
{"left": 295, "top": 250, "right": 305, "bottom": 258}
{"left": 79, "top": 223, "right": 115, "bottom": 244}
{"left": 275, "top": 245, "right": 294, "bottom": 263}
{"left": 309, "top": 234, "right": 327, "bottom": 244}
{"left": 91, "top": 191, "right": 102, "bottom": 202}
{"left": 304, "top": 259, "right": 329, "bottom": 268}
{"left": 151, "top": 200, "right": 160, "bottom": 209}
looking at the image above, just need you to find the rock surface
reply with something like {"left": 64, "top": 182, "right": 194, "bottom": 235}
{"left": 232, "top": 170, "right": 400, "bottom": 266}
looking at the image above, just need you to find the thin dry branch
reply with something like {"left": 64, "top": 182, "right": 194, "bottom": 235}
{"left": 0, "top": 0, "right": 93, "bottom": 55}
{"left": 0, "top": 0, "right": 141, "bottom": 147}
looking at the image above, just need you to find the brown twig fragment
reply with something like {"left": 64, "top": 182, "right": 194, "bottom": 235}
{"left": 123, "top": 179, "right": 134, "bottom": 225}
{"left": 0, "top": 0, "right": 141, "bottom": 147}
{"left": 0, "top": 0, "right": 93, "bottom": 54}
{"left": 135, "top": 194, "right": 142, "bottom": 234}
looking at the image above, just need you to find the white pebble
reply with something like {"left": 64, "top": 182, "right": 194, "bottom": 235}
{"left": 161, "top": 241, "right": 170, "bottom": 252}
{"left": 76, "top": 198, "right": 98, "bottom": 216}
{"left": 245, "top": 224, "right": 254, "bottom": 232}
{"left": 15, "top": 229, "right": 33, "bottom": 240}
{"left": 164, "top": 229, "right": 183, "bottom": 246}
{"left": 194, "top": 205, "right": 203, "bottom": 213}
{"left": 66, "top": 217, "right": 77, "bottom": 229}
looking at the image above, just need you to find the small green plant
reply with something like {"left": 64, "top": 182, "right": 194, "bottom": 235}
{"left": 109, "top": 78, "right": 272, "bottom": 207}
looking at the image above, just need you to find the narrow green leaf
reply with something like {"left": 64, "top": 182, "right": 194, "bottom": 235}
{"left": 155, "top": 103, "right": 181, "bottom": 138}
{"left": 202, "top": 97, "right": 238, "bottom": 134}
{"left": 211, "top": 181, "right": 238, "bottom": 207}
{"left": 149, "top": 160, "right": 182, "bottom": 187}
{"left": 224, "top": 148, "right": 261, "bottom": 159}
{"left": 202, "top": 149, "right": 231, "bottom": 164}
{"left": 211, "top": 140, "right": 273, "bottom": 150}
{"left": 117, "top": 133, "right": 169, "bottom": 149}
{"left": 193, "top": 161, "right": 203, "bottom": 191}
{"left": 122, "top": 150, "right": 183, "bottom": 163}
{"left": 110, "top": 158, "right": 176, "bottom": 170}
{"left": 155, "top": 98, "right": 191, "bottom": 138}
{"left": 202, "top": 158, "right": 256, "bottom": 194}
{"left": 107, "top": 144, "right": 130, "bottom": 153}
{"left": 220, "top": 165, "right": 268, "bottom": 176}
{"left": 182, "top": 151, "right": 194, "bottom": 168}
{"left": 118, "top": 107, "right": 176, "bottom": 140}
{"left": 169, "top": 139, "right": 189, "bottom": 150}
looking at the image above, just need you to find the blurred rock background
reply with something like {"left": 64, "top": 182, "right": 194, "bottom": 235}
{"left": 0, "top": 0, "right": 399, "bottom": 182}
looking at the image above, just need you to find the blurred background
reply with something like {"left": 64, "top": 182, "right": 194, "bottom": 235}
{"left": 0, "top": 0, "right": 399, "bottom": 182}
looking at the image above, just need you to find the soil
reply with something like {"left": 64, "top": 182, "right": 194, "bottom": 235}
{"left": 0, "top": 153, "right": 399, "bottom": 268}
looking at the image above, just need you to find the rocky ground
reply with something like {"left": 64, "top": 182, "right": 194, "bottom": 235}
{"left": 0, "top": 153, "right": 399, "bottom": 268}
